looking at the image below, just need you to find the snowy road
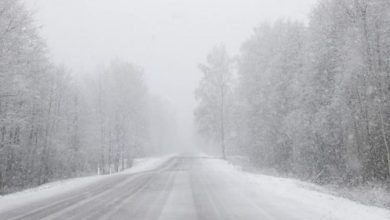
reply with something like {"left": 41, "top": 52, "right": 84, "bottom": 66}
{"left": 1, "top": 156, "right": 389, "bottom": 220}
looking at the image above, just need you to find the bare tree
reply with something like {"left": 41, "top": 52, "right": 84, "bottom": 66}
{"left": 195, "top": 45, "right": 232, "bottom": 159}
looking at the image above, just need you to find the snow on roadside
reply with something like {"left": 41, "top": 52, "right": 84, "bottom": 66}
{"left": 0, "top": 154, "right": 175, "bottom": 213}
{"left": 206, "top": 158, "right": 390, "bottom": 220}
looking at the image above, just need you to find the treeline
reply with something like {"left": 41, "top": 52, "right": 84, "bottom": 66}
{"left": 0, "top": 0, "right": 176, "bottom": 194}
{"left": 196, "top": 0, "right": 390, "bottom": 185}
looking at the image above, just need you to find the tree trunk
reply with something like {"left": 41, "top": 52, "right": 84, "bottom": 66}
{"left": 220, "top": 82, "right": 226, "bottom": 160}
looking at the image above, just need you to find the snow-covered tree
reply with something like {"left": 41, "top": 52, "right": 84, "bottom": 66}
{"left": 0, "top": 0, "right": 178, "bottom": 193}
{"left": 231, "top": 0, "right": 390, "bottom": 184}
{"left": 237, "top": 21, "right": 306, "bottom": 171}
{"left": 195, "top": 45, "right": 233, "bottom": 159}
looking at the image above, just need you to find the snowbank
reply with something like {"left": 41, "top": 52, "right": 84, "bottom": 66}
{"left": 332, "top": 183, "right": 390, "bottom": 209}
{"left": 0, "top": 154, "right": 174, "bottom": 213}
{"left": 205, "top": 158, "right": 390, "bottom": 220}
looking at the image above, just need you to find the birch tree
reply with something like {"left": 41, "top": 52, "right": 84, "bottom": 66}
{"left": 195, "top": 45, "right": 233, "bottom": 159}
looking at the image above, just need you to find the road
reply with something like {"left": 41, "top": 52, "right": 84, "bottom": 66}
{"left": 2, "top": 156, "right": 386, "bottom": 220}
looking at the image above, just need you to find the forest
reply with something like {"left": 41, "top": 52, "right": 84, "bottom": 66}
{"left": 0, "top": 0, "right": 177, "bottom": 194}
{"left": 2, "top": 0, "right": 390, "bottom": 196}
{"left": 195, "top": 0, "right": 390, "bottom": 186}
{"left": 1, "top": 0, "right": 390, "bottom": 218}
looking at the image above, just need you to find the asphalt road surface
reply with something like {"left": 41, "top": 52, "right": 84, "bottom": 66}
{"left": 0, "top": 156, "right": 317, "bottom": 220}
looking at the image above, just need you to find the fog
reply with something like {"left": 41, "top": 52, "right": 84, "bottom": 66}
{"left": 25, "top": 0, "right": 315, "bottom": 148}
{"left": 3, "top": 0, "right": 390, "bottom": 217}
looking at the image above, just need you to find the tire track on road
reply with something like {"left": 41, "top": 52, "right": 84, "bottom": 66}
{"left": 3, "top": 157, "right": 177, "bottom": 220}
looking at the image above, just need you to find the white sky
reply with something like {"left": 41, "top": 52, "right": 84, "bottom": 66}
{"left": 25, "top": 0, "right": 317, "bottom": 145}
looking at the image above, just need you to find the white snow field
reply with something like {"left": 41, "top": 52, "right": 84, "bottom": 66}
{"left": 0, "top": 155, "right": 389, "bottom": 220}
